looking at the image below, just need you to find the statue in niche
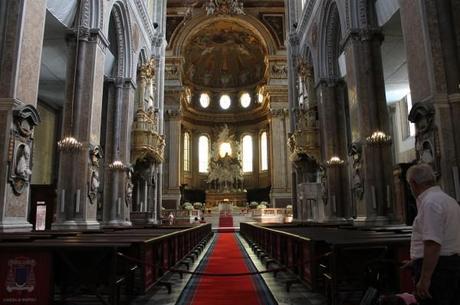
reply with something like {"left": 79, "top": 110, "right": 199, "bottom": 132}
{"left": 318, "top": 164, "right": 328, "bottom": 205}
{"left": 408, "top": 102, "right": 440, "bottom": 176}
{"left": 125, "top": 166, "right": 134, "bottom": 207}
{"left": 9, "top": 104, "right": 40, "bottom": 195}
{"left": 15, "top": 144, "right": 32, "bottom": 180}
{"left": 88, "top": 144, "right": 103, "bottom": 205}
{"left": 9, "top": 143, "right": 33, "bottom": 195}
{"left": 349, "top": 142, "right": 364, "bottom": 201}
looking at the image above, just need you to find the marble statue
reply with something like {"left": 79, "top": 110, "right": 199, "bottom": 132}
{"left": 16, "top": 144, "right": 32, "bottom": 180}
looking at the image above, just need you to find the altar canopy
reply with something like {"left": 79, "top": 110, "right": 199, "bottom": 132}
{"left": 207, "top": 125, "right": 244, "bottom": 192}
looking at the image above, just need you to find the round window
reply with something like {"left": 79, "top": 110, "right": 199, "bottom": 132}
{"left": 240, "top": 93, "right": 251, "bottom": 108}
{"left": 219, "top": 95, "right": 231, "bottom": 110}
{"left": 200, "top": 93, "right": 210, "bottom": 108}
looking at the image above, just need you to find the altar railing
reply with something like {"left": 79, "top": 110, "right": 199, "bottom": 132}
{"left": 161, "top": 209, "right": 202, "bottom": 224}
{"left": 251, "top": 208, "right": 293, "bottom": 223}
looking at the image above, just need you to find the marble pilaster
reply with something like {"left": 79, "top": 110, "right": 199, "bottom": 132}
{"left": 52, "top": 28, "right": 108, "bottom": 231}
{"left": 400, "top": 0, "right": 460, "bottom": 200}
{"left": 268, "top": 86, "right": 291, "bottom": 207}
{"left": 164, "top": 108, "right": 182, "bottom": 208}
{"left": 317, "top": 79, "right": 351, "bottom": 221}
{"left": 0, "top": 0, "right": 47, "bottom": 232}
{"left": 102, "top": 78, "right": 136, "bottom": 227}
{"left": 343, "top": 29, "right": 394, "bottom": 224}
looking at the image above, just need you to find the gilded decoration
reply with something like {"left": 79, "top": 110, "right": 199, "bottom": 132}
{"left": 207, "top": 125, "right": 243, "bottom": 192}
{"left": 204, "top": 0, "right": 245, "bottom": 16}
{"left": 288, "top": 108, "right": 320, "bottom": 162}
{"left": 139, "top": 58, "right": 155, "bottom": 81}
{"left": 183, "top": 20, "right": 267, "bottom": 89}
{"left": 131, "top": 108, "right": 165, "bottom": 164}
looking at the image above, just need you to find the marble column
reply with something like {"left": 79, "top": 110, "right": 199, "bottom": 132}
{"left": 268, "top": 86, "right": 291, "bottom": 207}
{"left": 102, "top": 78, "right": 135, "bottom": 227}
{"left": 287, "top": 34, "right": 300, "bottom": 218}
{"left": 400, "top": 0, "right": 460, "bottom": 200}
{"left": 0, "top": 0, "right": 47, "bottom": 232}
{"left": 52, "top": 26, "right": 108, "bottom": 231}
{"left": 317, "top": 79, "right": 351, "bottom": 221}
{"left": 164, "top": 108, "right": 182, "bottom": 208}
{"left": 343, "top": 29, "right": 394, "bottom": 224}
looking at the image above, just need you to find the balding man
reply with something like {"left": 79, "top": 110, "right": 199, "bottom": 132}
{"left": 406, "top": 163, "right": 460, "bottom": 304}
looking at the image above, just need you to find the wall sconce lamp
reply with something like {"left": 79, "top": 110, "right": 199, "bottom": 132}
{"left": 366, "top": 131, "right": 392, "bottom": 145}
{"left": 108, "top": 160, "right": 126, "bottom": 171}
{"left": 326, "top": 156, "right": 345, "bottom": 167}
{"left": 58, "top": 136, "right": 83, "bottom": 152}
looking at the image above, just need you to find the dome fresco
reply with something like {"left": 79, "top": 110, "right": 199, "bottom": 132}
{"left": 183, "top": 20, "right": 267, "bottom": 90}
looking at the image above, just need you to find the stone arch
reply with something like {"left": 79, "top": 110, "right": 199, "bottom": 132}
{"left": 79, "top": 0, "right": 104, "bottom": 30}
{"left": 318, "top": 0, "right": 343, "bottom": 79}
{"left": 108, "top": 1, "right": 133, "bottom": 79}
{"left": 171, "top": 15, "right": 279, "bottom": 57}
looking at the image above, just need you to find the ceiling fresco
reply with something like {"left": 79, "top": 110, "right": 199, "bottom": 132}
{"left": 182, "top": 20, "right": 267, "bottom": 90}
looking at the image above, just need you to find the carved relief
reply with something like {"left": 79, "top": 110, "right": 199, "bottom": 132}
{"left": 270, "top": 63, "right": 288, "bottom": 79}
{"left": 348, "top": 142, "right": 364, "bottom": 200}
{"left": 408, "top": 102, "right": 440, "bottom": 176}
{"left": 165, "top": 64, "right": 179, "bottom": 80}
{"left": 288, "top": 108, "right": 320, "bottom": 162}
{"left": 8, "top": 105, "right": 40, "bottom": 195}
{"left": 88, "top": 144, "right": 103, "bottom": 205}
{"left": 125, "top": 166, "right": 134, "bottom": 207}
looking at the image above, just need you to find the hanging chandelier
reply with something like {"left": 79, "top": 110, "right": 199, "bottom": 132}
{"left": 205, "top": 0, "right": 245, "bottom": 16}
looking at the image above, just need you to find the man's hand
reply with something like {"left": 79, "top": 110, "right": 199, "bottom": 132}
{"left": 416, "top": 240, "right": 441, "bottom": 300}
{"left": 415, "top": 277, "right": 432, "bottom": 300}
{"left": 400, "top": 259, "right": 413, "bottom": 270}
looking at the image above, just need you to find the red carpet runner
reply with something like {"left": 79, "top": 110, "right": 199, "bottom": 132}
{"left": 184, "top": 233, "right": 268, "bottom": 305}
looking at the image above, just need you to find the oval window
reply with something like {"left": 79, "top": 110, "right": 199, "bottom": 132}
{"left": 240, "top": 93, "right": 251, "bottom": 108}
{"left": 220, "top": 94, "right": 231, "bottom": 110}
{"left": 200, "top": 93, "right": 210, "bottom": 108}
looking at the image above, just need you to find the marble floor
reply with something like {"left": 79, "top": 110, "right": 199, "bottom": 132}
{"left": 131, "top": 232, "right": 327, "bottom": 305}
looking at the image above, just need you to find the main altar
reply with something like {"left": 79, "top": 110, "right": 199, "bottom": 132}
{"left": 205, "top": 125, "right": 247, "bottom": 207}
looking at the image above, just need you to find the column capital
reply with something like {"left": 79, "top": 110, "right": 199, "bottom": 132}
{"left": 288, "top": 33, "right": 300, "bottom": 47}
{"left": 341, "top": 27, "right": 384, "bottom": 49}
{"left": 73, "top": 27, "right": 109, "bottom": 47}
{"left": 105, "top": 77, "right": 136, "bottom": 89}
{"left": 269, "top": 108, "right": 289, "bottom": 118}
{"left": 318, "top": 77, "right": 342, "bottom": 88}
{"left": 165, "top": 108, "right": 182, "bottom": 119}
